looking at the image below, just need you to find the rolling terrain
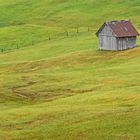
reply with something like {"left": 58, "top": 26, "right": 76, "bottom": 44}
{"left": 0, "top": 0, "right": 140, "bottom": 139}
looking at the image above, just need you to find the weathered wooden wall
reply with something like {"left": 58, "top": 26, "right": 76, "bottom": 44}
{"left": 117, "top": 37, "right": 136, "bottom": 50}
{"left": 98, "top": 24, "right": 117, "bottom": 50}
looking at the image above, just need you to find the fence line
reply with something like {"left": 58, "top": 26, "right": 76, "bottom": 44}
{"left": 0, "top": 26, "right": 95, "bottom": 53}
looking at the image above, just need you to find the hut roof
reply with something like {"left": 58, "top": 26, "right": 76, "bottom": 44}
{"left": 96, "top": 20, "right": 139, "bottom": 37}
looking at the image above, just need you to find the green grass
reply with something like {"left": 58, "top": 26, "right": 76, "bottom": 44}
{"left": 0, "top": 0, "right": 140, "bottom": 51}
{"left": 0, "top": 0, "right": 140, "bottom": 140}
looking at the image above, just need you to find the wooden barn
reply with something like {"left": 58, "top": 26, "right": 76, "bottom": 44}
{"left": 96, "top": 20, "right": 139, "bottom": 51}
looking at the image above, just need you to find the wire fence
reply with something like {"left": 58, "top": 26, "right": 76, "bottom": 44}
{"left": 0, "top": 27, "right": 96, "bottom": 53}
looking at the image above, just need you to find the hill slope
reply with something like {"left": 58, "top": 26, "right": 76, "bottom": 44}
{"left": 0, "top": 0, "right": 140, "bottom": 140}
{"left": 0, "top": 0, "right": 140, "bottom": 50}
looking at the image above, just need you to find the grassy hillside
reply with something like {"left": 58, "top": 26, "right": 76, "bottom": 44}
{"left": 0, "top": 0, "right": 140, "bottom": 50}
{"left": 0, "top": 0, "right": 140, "bottom": 27}
{"left": 0, "top": 0, "right": 140, "bottom": 140}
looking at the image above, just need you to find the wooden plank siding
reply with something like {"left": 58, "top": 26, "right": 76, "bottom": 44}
{"left": 98, "top": 24, "right": 118, "bottom": 50}
{"left": 117, "top": 37, "right": 136, "bottom": 50}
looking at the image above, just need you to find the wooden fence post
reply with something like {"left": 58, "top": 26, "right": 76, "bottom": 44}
{"left": 77, "top": 27, "right": 79, "bottom": 33}
{"left": 66, "top": 31, "right": 68, "bottom": 37}
{"left": 88, "top": 26, "right": 90, "bottom": 32}
{"left": 49, "top": 35, "right": 51, "bottom": 40}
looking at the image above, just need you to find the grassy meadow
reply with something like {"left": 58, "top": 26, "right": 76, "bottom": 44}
{"left": 0, "top": 0, "right": 140, "bottom": 140}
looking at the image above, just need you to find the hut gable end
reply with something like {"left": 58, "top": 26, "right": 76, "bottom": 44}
{"left": 96, "top": 24, "right": 116, "bottom": 37}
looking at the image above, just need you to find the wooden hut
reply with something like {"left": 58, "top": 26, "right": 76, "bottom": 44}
{"left": 96, "top": 20, "right": 139, "bottom": 51}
